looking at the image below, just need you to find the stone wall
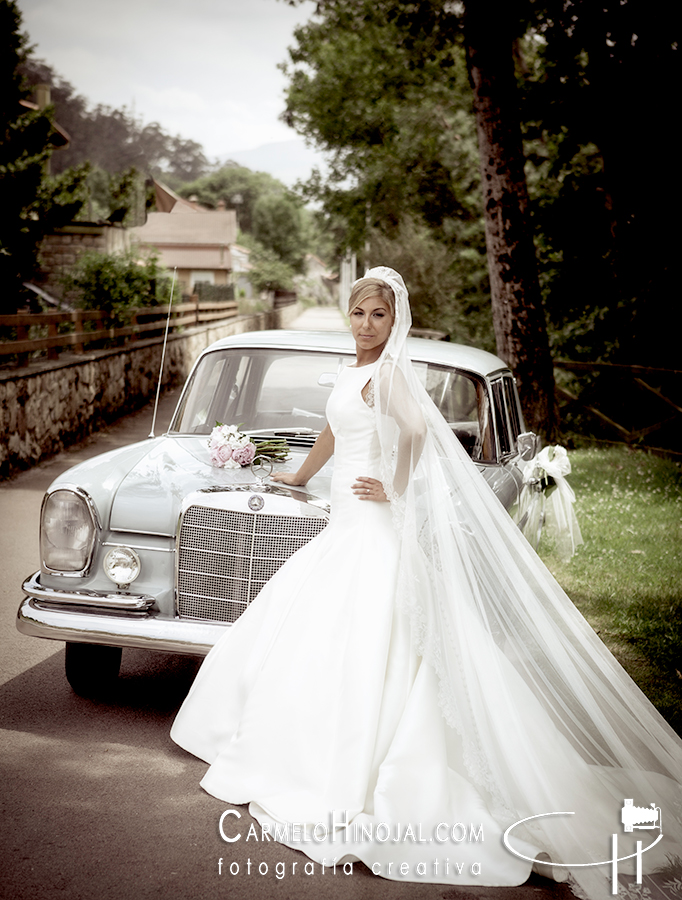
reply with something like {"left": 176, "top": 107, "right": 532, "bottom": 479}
{"left": 0, "top": 302, "right": 302, "bottom": 479}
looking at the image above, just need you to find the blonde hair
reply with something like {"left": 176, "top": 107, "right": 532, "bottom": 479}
{"left": 348, "top": 277, "right": 396, "bottom": 317}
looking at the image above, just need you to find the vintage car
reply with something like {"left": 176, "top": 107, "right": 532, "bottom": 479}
{"left": 18, "top": 329, "right": 538, "bottom": 696}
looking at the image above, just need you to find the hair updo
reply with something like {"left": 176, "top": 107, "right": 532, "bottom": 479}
{"left": 347, "top": 277, "right": 395, "bottom": 318}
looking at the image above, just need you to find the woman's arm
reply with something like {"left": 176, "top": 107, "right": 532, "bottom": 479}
{"left": 270, "top": 424, "right": 334, "bottom": 487}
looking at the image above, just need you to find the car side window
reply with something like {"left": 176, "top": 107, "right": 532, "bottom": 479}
{"left": 415, "top": 363, "right": 495, "bottom": 462}
{"left": 491, "top": 375, "right": 523, "bottom": 457}
{"left": 503, "top": 376, "right": 522, "bottom": 445}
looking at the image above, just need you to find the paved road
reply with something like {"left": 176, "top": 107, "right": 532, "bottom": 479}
{"left": 289, "top": 305, "right": 347, "bottom": 331}
{"left": 0, "top": 327, "right": 572, "bottom": 900}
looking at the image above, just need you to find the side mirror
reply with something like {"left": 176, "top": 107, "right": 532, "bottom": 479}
{"left": 517, "top": 432, "right": 540, "bottom": 461}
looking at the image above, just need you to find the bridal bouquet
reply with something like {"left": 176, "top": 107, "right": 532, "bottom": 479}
{"left": 208, "top": 423, "right": 289, "bottom": 469}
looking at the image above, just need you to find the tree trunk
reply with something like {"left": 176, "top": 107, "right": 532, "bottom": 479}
{"left": 464, "top": 7, "right": 558, "bottom": 441}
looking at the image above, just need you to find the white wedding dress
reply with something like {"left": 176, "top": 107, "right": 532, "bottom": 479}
{"left": 171, "top": 361, "right": 537, "bottom": 885}
{"left": 172, "top": 265, "right": 682, "bottom": 897}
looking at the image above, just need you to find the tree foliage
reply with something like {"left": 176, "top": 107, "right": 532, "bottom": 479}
{"left": 0, "top": 0, "right": 88, "bottom": 312}
{"left": 179, "top": 165, "right": 289, "bottom": 233}
{"left": 61, "top": 248, "right": 173, "bottom": 325}
{"left": 239, "top": 237, "right": 297, "bottom": 294}
{"left": 517, "top": 0, "right": 679, "bottom": 368}
{"left": 281, "top": 0, "right": 562, "bottom": 436}
{"left": 369, "top": 217, "right": 494, "bottom": 350}
{"left": 252, "top": 192, "right": 307, "bottom": 273}
{"left": 180, "top": 163, "right": 319, "bottom": 287}
{"left": 281, "top": 0, "right": 679, "bottom": 442}
{"left": 281, "top": 2, "right": 492, "bottom": 347}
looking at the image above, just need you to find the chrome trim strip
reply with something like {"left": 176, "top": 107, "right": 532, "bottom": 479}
{"left": 17, "top": 597, "right": 226, "bottom": 656}
{"left": 22, "top": 571, "right": 154, "bottom": 611}
{"left": 109, "top": 528, "right": 175, "bottom": 538}
{"left": 101, "top": 542, "right": 175, "bottom": 553}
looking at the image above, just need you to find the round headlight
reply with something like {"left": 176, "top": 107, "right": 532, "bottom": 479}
{"left": 103, "top": 547, "right": 141, "bottom": 587}
{"left": 41, "top": 488, "right": 97, "bottom": 574}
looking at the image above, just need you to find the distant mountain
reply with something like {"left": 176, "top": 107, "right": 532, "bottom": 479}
{"left": 219, "top": 139, "right": 329, "bottom": 187}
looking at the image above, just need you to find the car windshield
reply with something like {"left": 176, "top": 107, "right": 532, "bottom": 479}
{"left": 170, "top": 349, "right": 496, "bottom": 461}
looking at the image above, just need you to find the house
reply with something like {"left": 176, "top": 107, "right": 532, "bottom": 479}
{"left": 132, "top": 183, "right": 250, "bottom": 296}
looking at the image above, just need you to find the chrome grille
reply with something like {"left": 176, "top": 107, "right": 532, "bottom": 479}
{"left": 177, "top": 505, "right": 327, "bottom": 623}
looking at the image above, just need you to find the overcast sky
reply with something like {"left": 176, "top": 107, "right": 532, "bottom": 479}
{"left": 17, "top": 0, "right": 319, "bottom": 162}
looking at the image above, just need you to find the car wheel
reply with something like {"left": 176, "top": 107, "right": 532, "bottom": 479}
{"left": 65, "top": 642, "right": 122, "bottom": 697}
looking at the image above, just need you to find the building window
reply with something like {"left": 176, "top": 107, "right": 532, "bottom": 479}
{"left": 190, "top": 270, "right": 215, "bottom": 290}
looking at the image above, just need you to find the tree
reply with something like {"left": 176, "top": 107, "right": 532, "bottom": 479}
{"left": 178, "top": 164, "right": 289, "bottom": 232}
{"left": 0, "top": 0, "right": 87, "bottom": 312}
{"left": 252, "top": 192, "right": 307, "bottom": 272}
{"left": 281, "top": 4, "right": 493, "bottom": 346}
{"left": 282, "top": 0, "right": 558, "bottom": 437}
{"left": 369, "top": 216, "right": 494, "bottom": 348}
{"left": 518, "top": 0, "right": 679, "bottom": 369}
{"left": 237, "top": 233, "right": 297, "bottom": 293}
{"left": 464, "top": 4, "right": 558, "bottom": 436}
{"left": 180, "top": 164, "right": 317, "bottom": 286}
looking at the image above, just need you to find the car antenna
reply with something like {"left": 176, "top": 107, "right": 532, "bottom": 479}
{"left": 149, "top": 267, "right": 177, "bottom": 439}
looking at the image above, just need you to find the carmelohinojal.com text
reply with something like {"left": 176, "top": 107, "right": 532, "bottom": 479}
{"left": 217, "top": 809, "right": 484, "bottom": 879}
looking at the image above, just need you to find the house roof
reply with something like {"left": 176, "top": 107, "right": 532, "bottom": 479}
{"left": 19, "top": 99, "right": 70, "bottom": 147}
{"left": 133, "top": 209, "right": 237, "bottom": 246}
{"left": 151, "top": 247, "right": 233, "bottom": 270}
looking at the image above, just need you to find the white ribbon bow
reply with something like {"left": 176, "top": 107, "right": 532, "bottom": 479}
{"left": 521, "top": 445, "right": 583, "bottom": 559}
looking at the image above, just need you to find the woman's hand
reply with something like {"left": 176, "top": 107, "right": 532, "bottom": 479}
{"left": 271, "top": 471, "right": 308, "bottom": 486}
{"left": 352, "top": 476, "right": 388, "bottom": 502}
{"left": 269, "top": 425, "right": 334, "bottom": 489}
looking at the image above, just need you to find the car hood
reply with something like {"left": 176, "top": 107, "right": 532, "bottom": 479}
{"left": 109, "top": 436, "right": 326, "bottom": 536}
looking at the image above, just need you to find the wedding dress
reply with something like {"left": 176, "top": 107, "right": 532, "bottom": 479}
{"left": 172, "top": 268, "right": 682, "bottom": 897}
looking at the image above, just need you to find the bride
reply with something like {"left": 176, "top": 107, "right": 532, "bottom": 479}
{"left": 171, "top": 267, "right": 682, "bottom": 897}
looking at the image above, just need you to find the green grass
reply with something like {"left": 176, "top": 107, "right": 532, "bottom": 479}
{"left": 537, "top": 446, "right": 682, "bottom": 733}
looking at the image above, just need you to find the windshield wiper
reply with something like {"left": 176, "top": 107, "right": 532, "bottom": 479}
{"left": 247, "top": 427, "right": 318, "bottom": 436}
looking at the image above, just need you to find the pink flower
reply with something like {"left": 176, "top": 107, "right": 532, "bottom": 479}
{"left": 216, "top": 444, "right": 233, "bottom": 464}
{"left": 232, "top": 442, "right": 256, "bottom": 466}
{"left": 209, "top": 442, "right": 233, "bottom": 467}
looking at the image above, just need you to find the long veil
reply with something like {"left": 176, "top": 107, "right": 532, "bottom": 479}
{"left": 364, "top": 266, "right": 682, "bottom": 897}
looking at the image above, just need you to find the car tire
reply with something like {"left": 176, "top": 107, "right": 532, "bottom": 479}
{"left": 65, "top": 642, "right": 122, "bottom": 698}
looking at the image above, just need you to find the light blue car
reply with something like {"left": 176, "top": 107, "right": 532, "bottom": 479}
{"left": 18, "top": 330, "right": 537, "bottom": 696}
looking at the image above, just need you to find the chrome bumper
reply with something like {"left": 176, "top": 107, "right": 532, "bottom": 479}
{"left": 22, "top": 571, "right": 155, "bottom": 611}
{"left": 18, "top": 573, "right": 228, "bottom": 656}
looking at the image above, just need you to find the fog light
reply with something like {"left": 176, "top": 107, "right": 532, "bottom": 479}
{"left": 103, "top": 547, "right": 141, "bottom": 587}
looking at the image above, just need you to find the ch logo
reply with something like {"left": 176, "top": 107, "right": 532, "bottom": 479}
{"left": 503, "top": 799, "right": 664, "bottom": 895}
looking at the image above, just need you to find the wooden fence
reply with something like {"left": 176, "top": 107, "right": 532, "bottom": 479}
{"left": 2, "top": 308, "right": 676, "bottom": 452}
{"left": 554, "top": 360, "right": 681, "bottom": 453}
{"left": 0, "top": 297, "right": 239, "bottom": 368}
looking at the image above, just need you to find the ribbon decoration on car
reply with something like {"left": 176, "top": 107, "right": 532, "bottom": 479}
{"left": 518, "top": 445, "right": 583, "bottom": 559}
